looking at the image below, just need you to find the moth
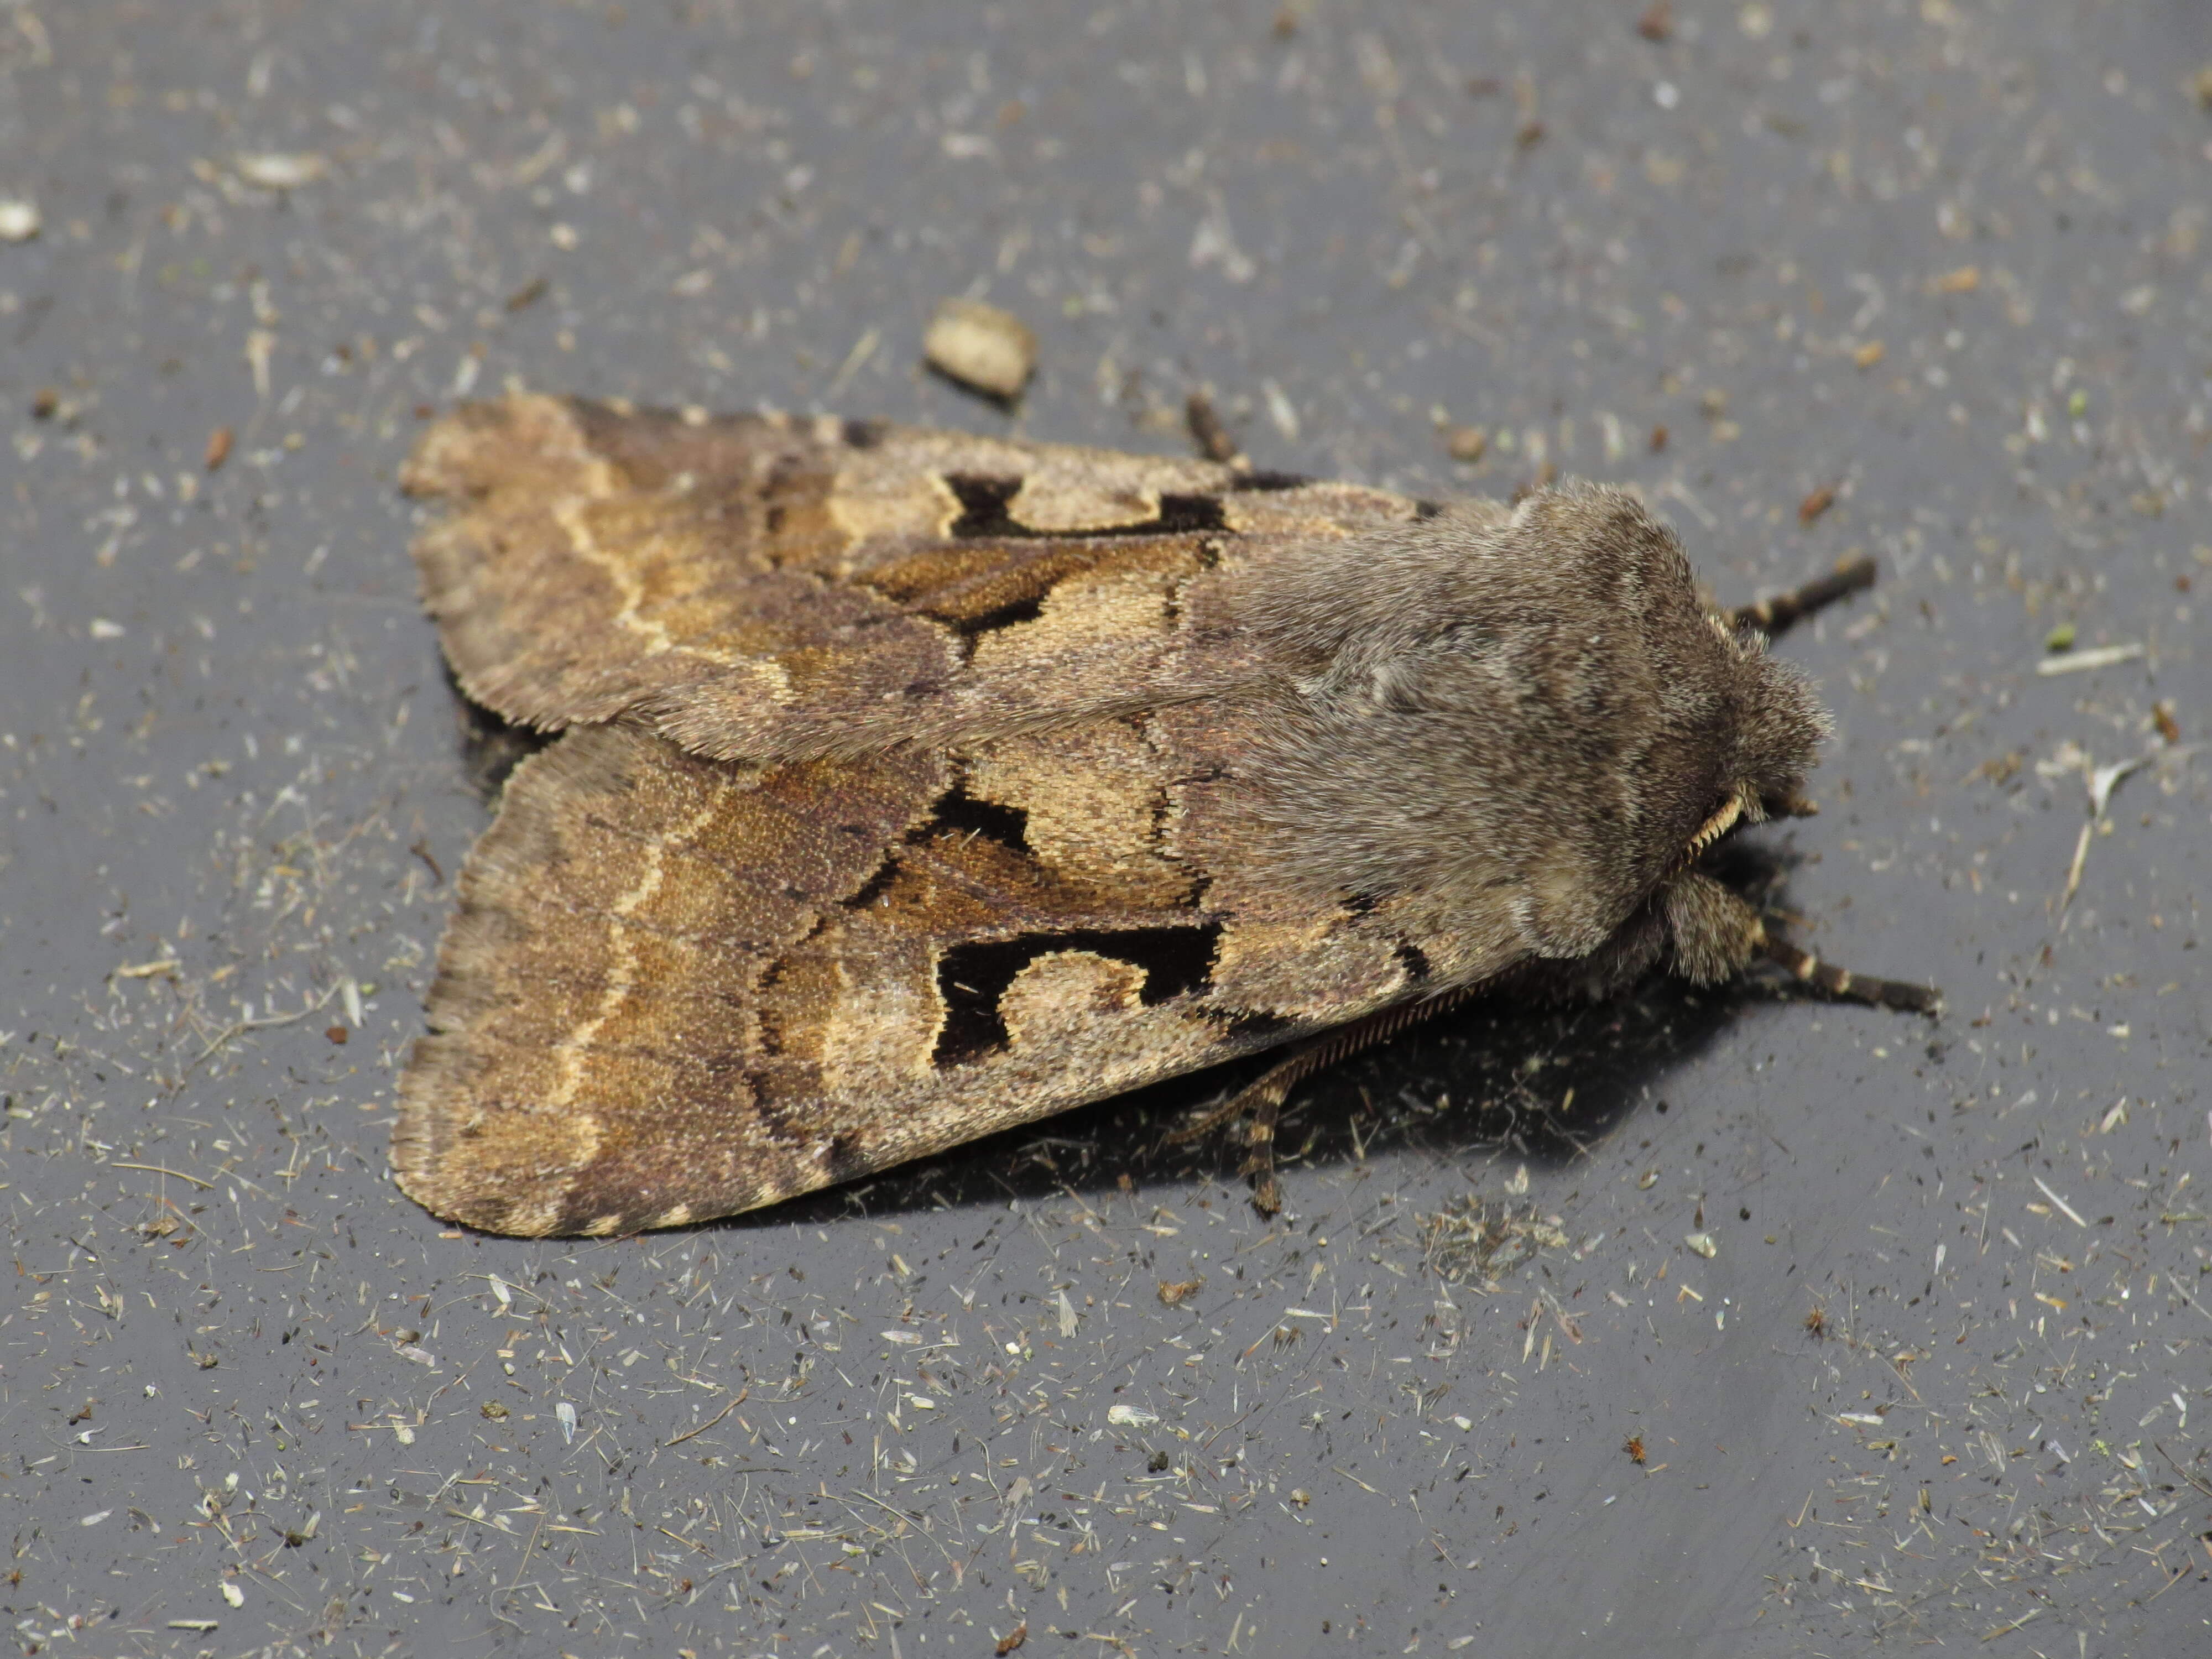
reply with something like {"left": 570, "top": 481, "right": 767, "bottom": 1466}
{"left": 394, "top": 393, "right": 1934, "bottom": 1238}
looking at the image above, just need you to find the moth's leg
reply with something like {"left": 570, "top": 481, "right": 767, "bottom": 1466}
{"left": 1756, "top": 931, "right": 1943, "bottom": 1016}
{"left": 1171, "top": 992, "right": 1472, "bottom": 1215}
{"left": 1728, "top": 554, "right": 1876, "bottom": 638}
{"left": 1184, "top": 390, "right": 1247, "bottom": 468}
{"left": 1666, "top": 870, "right": 1941, "bottom": 1016}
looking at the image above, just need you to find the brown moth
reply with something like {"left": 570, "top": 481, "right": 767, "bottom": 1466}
{"left": 393, "top": 393, "right": 1933, "bottom": 1238}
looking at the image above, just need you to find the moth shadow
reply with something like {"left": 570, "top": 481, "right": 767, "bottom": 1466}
{"left": 442, "top": 667, "right": 552, "bottom": 800}
{"left": 742, "top": 979, "right": 1756, "bottom": 1233}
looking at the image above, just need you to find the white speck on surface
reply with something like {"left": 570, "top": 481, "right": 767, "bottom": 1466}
{"left": 2035, "top": 641, "right": 2144, "bottom": 676}
{"left": 556, "top": 1400, "right": 578, "bottom": 1443}
{"left": 236, "top": 152, "right": 328, "bottom": 188}
{"left": 1107, "top": 1404, "right": 1157, "bottom": 1427}
{"left": 0, "top": 199, "right": 40, "bottom": 241}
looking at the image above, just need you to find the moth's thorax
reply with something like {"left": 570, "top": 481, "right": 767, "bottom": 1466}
{"left": 1234, "top": 487, "right": 1829, "bottom": 966}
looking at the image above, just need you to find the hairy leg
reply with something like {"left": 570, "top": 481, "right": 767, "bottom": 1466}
{"left": 1177, "top": 871, "right": 1934, "bottom": 1217}
{"left": 1667, "top": 869, "right": 1940, "bottom": 1015}
{"left": 1168, "top": 991, "right": 1475, "bottom": 1214}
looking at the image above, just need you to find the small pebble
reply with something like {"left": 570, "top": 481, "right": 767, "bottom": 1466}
{"left": 924, "top": 298, "right": 1036, "bottom": 401}
{"left": 1446, "top": 425, "right": 1488, "bottom": 463}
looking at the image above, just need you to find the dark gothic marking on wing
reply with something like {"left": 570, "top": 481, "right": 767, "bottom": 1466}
{"left": 945, "top": 475, "right": 1229, "bottom": 538}
{"left": 933, "top": 924, "right": 1224, "bottom": 1065}
{"left": 1217, "top": 1008, "right": 1298, "bottom": 1042}
{"left": 907, "top": 779, "right": 1031, "bottom": 854}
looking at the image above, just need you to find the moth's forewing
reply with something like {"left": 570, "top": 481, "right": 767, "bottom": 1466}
{"left": 394, "top": 717, "right": 1448, "bottom": 1236}
{"left": 403, "top": 395, "right": 1415, "bottom": 764}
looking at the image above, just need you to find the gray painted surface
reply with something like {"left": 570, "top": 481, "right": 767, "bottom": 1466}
{"left": 1, "top": 2, "right": 2206, "bottom": 1653}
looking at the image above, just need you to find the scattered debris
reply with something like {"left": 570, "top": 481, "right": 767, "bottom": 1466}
{"left": 1156, "top": 1276, "right": 1205, "bottom": 1307}
{"left": 205, "top": 425, "right": 234, "bottom": 472}
{"left": 2035, "top": 640, "right": 2143, "bottom": 676}
{"left": 1637, "top": 3, "right": 1671, "bottom": 43}
{"left": 1106, "top": 1403, "right": 1157, "bottom": 1427}
{"left": 236, "top": 151, "right": 328, "bottom": 188}
{"left": 2044, "top": 622, "right": 2077, "bottom": 652}
{"left": 2032, "top": 1176, "right": 2089, "bottom": 1229}
{"left": 1446, "top": 425, "right": 1488, "bottom": 463}
{"left": 1798, "top": 484, "right": 1835, "bottom": 524}
{"left": 1684, "top": 1231, "right": 1718, "bottom": 1259}
{"left": 1185, "top": 390, "right": 1242, "bottom": 465}
{"left": 1854, "top": 341, "right": 1886, "bottom": 369}
{"left": 2086, "top": 754, "right": 2148, "bottom": 818}
{"left": 922, "top": 298, "right": 1036, "bottom": 402}
{"left": 1422, "top": 1197, "right": 1569, "bottom": 1286}
{"left": 995, "top": 1622, "right": 1029, "bottom": 1656}
{"left": 0, "top": 198, "right": 40, "bottom": 241}
{"left": 2059, "top": 819, "right": 2094, "bottom": 913}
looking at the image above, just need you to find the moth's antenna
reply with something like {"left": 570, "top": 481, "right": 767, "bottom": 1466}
{"left": 1730, "top": 554, "right": 1877, "bottom": 638}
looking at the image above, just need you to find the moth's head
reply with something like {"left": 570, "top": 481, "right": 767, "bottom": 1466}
{"left": 1496, "top": 489, "right": 1838, "bottom": 950}
{"left": 1673, "top": 613, "right": 1833, "bottom": 873}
